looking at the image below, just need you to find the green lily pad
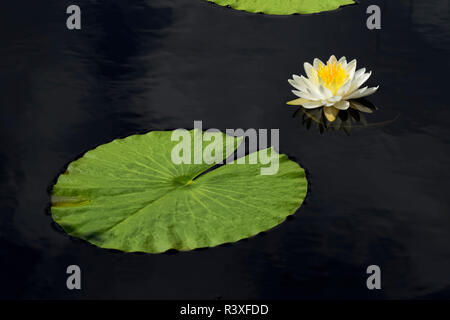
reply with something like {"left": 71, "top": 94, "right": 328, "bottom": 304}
{"left": 207, "top": 0, "right": 355, "bottom": 15}
{"left": 51, "top": 130, "right": 308, "bottom": 253}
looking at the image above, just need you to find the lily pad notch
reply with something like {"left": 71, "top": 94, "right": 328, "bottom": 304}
{"left": 51, "top": 130, "right": 308, "bottom": 253}
{"left": 206, "top": 0, "right": 356, "bottom": 15}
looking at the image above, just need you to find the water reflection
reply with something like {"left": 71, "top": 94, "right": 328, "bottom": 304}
{"left": 293, "top": 98, "right": 380, "bottom": 134}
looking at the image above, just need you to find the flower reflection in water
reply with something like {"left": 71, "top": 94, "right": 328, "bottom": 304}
{"left": 292, "top": 98, "right": 396, "bottom": 135}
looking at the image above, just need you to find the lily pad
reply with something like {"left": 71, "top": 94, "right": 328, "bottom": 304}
{"left": 51, "top": 130, "right": 308, "bottom": 253}
{"left": 207, "top": 0, "right": 355, "bottom": 15}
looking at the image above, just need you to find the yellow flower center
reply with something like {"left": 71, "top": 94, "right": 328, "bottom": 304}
{"left": 317, "top": 62, "right": 348, "bottom": 95}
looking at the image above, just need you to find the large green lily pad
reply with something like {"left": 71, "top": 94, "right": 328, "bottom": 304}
{"left": 51, "top": 130, "right": 308, "bottom": 253}
{"left": 207, "top": 0, "right": 355, "bottom": 15}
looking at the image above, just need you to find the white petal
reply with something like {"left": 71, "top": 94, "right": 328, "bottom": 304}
{"left": 345, "top": 86, "right": 378, "bottom": 99}
{"left": 291, "top": 73, "right": 323, "bottom": 100}
{"left": 301, "top": 76, "right": 323, "bottom": 99}
{"left": 302, "top": 101, "right": 325, "bottom": 109}
{"left": 318, "top": 85, "right": 333, "bottom": 99}
{"left": 292, "top": 74, "right": 305, "bottom": 86}
{"left": 291, "top": 76, "right": 318, "bottom": 99}
{"left": 292, "top": 90, "right": 304, "bottom": 98}
{"left": 345, "top": 87, "right": 367, "bottom": 99}
{"left": 292, "top": 90, "right": 309, "bottom": 99}
{"left": 337, "top": 79, "right": 353, "bottom": 96}
{"left": 313, "top": 58, "right": 324, "bottom": 69}
{"left": 328, "top": 55, "right": 337, "bottom": 65}
{"left": 355, "top": 71, "right": 372, "bottom": 88}
{"left": 292, "top": 90, "right": 316, "bottom": 101}
{"left": 359, "top": 86, "right": 379, "bottom": 98}
{"left": 327, "top": 95, "right": 342, "bottom": 103}
{"left": 347, "top": 69, "right": 369, "bottom": 94}
{"left": 334, "top": 100, "right": 350, "bottom": 110}
{"left": 288, "top": 79, "right": 306, "bottom": 92}
{"left": 346, "top": 59, "right": 357, "bottom": 80}
{"left": 304, "top": 62, "right": 318, "bottom": 84}
{"left": 302, "top": 79, "right": 324, "bottom": 100}
{"left": 354, "top": 68, "right": 366, "bottom": 79}
{"left": 338, "top": 56, "right": 347, "bottom": 65}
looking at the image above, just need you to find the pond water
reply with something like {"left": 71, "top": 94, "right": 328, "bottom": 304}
{"left": 1, "top": 0, "right": 450, "bottom": 299}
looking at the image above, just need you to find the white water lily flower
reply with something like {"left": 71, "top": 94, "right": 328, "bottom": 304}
{"left": 287, "top": 55, "right": 379, "bottom": 122}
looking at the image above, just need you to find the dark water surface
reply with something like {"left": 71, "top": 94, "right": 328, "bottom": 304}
{"left": 1, "top": 0, "right": 450, "bottom": 299}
